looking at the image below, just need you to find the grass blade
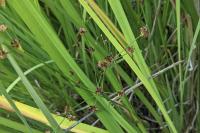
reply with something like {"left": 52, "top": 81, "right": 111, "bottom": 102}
{"left": 2, "top": 45, "right": 63, "bottom": 133}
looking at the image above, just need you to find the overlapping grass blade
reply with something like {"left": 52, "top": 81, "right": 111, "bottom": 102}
{"left": 0, "top": 0, "right": 198, "bottom": 132}
{"left": 6, "top": 0, "right": 140, "bottom": 132}
{"left": 0, "top": 96, "right": 108, "bottom": 133}
{"left": 49, "top": 0, "right": 164, "bottom": 130}
{"left": 79, "top": 0, "right": 177, "bottom": 132}
{"left": 2, "top": 45, "right": 63, "bottom": 133}
{"left": 0, "top": 117, "right": 42, "bottom": 133}
{"left": 0, "top": 81, "right": 32, "bottom": 133}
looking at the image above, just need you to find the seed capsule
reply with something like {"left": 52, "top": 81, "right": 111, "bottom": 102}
{"left": 126, "top": 47, "right": 134, "bottom": 54}
{"left": 140, "top": 26, "right": 149, "bottom": 38}
{"left": 104, "top": 55, "right": 114, "bottom": 63}
{"left": 0, "top": 24, "right": 7, "bottom": 32}
{"left": 97, "top": 55, "right": 115, "bottom": 69}
{"left": 97, "top": 60, "right": 109, "bottom": 69}
{"left": 78, "top": 28, "right": 87, "bottom": 36}
{"left": 11, "top": 39, "right": 20, "bottom": 48}
{"left": 11, "top": 38, "right": 24, "bottom": 52}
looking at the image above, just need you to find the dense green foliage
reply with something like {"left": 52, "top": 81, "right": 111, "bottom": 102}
{"left": 0, "top": 0, "right": 199, "bottom": 132}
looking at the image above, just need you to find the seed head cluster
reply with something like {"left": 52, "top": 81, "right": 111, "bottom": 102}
{"left": 0, "top": 24, "right": 7, "bottom": 32}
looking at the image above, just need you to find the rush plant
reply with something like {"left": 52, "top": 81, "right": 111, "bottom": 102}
{"left": 0, "top": 0, "right": 199, "bottom": 133}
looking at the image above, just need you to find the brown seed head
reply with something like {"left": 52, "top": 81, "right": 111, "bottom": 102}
{"left": 97, "top": 60, "right": 108, "bottom": 69}
{"left": 105, "top": 55, "right": 114, "bottom": 63}
{"left": 126, "top": 47, "right": 134, "bottom": 54}
{"left": 97, "top": 55, "right": 115, "bottom": 69}
{"left": 11, "top": 39, "right": 21, "bottom": 48}
{"left": 140, "top": 26, "right": 149, "bottom": 38}
{"left": 79, "top": 28, "right": 87, "bottom": 36}
{"left": 0, "top": 24, "right": 7, "bottom": 32}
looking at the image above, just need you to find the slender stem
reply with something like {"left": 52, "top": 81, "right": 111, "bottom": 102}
{"left": 176, "top": 0, "right": 183, "bottom": 131}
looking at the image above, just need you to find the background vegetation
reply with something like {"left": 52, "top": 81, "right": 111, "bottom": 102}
{"left": 0, "top": 0, "right": 199, "bottom": 132}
